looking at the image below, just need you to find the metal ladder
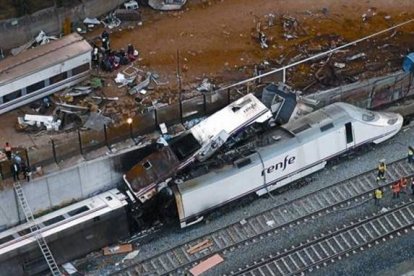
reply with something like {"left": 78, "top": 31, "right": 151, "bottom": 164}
{"left": 14, "top": 181, "right": 61, "bottom": 276}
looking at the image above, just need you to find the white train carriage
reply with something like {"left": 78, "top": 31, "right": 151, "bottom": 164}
{"left": 0, "top": 189, "right": 129, "bottom": 275}
{"left": 173, "top": 102, "right": 403, "bottom": 227}
{"left": 0, "top": 33, "right": 92, "bottom": 115}
{"left": 123, "top": 93, "right": 272, "bottom": 201}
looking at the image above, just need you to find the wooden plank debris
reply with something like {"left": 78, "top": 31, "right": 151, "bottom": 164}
{"left": 186, "top": 239, "right": 213, "bottom": 255}
{"left": 103, "top": 244, "right": 133, "bottom": 255}
{"left": 189, "top": 254, "right": 224, "bottom": 276}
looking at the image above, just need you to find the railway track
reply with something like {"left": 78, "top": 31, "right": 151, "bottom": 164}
{"left": 116, "top": 158, "right": 414, "bottom": 276}
{"left": 235, "top": 199, "right": 414, "bottom": 276}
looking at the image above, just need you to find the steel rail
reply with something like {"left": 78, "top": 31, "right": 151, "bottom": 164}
{"left": 235, "top": 199, "right": 414, "bottom": 276}
{"left": 116, "top": 158, "right": 414, "bottom": 276}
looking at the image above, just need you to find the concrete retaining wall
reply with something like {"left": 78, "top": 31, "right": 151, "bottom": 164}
{"left": 0, "top": 145, "right": 145, "bottom": 230}
{"left": 0, "top": 0, "right": 125, "bottom": 50}
{"left": 0, "top": 71, "right": 412, "bottom": 230}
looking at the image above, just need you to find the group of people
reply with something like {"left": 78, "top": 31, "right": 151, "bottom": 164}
{"left": 373, "top": 155, "right": 414, "bottom": 205}
{"left": 91, "top": 30, "right": 138, "bottom": 72}
{"left": 374, "top": 176, "right": 414, "bottom": 205}
{"left": 2, "top": 142, "right": 31, "bottom": 182}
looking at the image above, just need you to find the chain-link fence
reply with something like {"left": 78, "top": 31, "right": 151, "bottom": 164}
{"left": 1, "top": 70, "right": 412, "bottom": 181}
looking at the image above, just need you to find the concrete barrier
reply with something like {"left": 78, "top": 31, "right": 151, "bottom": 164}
{"left": 0, "top": 144, "right": 145, "bottom": 230}
{"left": 0, "top": 0, "right": 125, "bottom": 50}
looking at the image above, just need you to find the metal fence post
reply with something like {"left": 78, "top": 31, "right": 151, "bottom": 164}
{"left": 154, "top": 108, "right": 158, "bottom": 128}
{"left": 104, "top": 124, "right": 110, "bottom": 150}
{"left": 203, "top": 94, "right": 207, "bottom": 115}
{"left": 51, "top": 139, "right": 57, "bottom": 164}
{"left": 25, "top": 148, "right": 30, "bottom": 169}
{"left": 227, "top": 88, "right": 231, "bottom": 104}
{"left": 179, "top": 98, "right": 183, "bottom": 123}
{"left": 77, "top": 130, "right": 83, "bottom": 155}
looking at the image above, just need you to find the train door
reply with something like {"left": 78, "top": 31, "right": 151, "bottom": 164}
{"left": 345, "top": 122, "right": 354, "bottom": 149}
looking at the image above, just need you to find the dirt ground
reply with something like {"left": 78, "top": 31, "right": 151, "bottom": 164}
{"left": 2, "top": 0, "right": 414, "bottom": 160}
{"left": 99, "top": 0, "right": 414, "bottom": 96}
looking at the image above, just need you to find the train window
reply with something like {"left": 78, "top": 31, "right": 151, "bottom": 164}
{"left": 291, "top": 123, "right": 311, "bottom": 134}
{"left": 105, "top": 196, "right": 113, "bottom": 201}
{"left": 320, "top": 123, "right": 334, "bottom": 132}
{"left": 68, "top": 206, "right": 89, "bottom": 217}
{"left": 362, "top": 112, "right": 375, "bottom": 121}
{"left": 3, "top": 90, "right": 22, "bottom": 103}
{"left": 50, "top": 72, "right": 68, "bottom": 84}
{"left": 72, "top": 63, "right": 90, "bottom": 75}
{"left": 43, "top": 215, "right": 65, "bottom": 226}
{"left": 27, "top": 81, "right": 45, "bottom": 94}
{"left": 17, "top": 228, "right": 31, "bottom": 236}
{"left": 0, "top": 235, "right": 14, "bottom": 245}
{"left": 143, "top": 161, "right": 152, "bottom": 170}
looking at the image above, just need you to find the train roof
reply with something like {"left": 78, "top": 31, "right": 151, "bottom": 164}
{"left": 0, "top": 189, "right": 126, "bottom": 254}
{"left": 0, "top": 33, "right": 92, "bottom": 85}
{"left": 177, "top": 102, "right": 369, "bottom": 194}
{"left": 189, "top": 93, "right": 272, "bottom": 144}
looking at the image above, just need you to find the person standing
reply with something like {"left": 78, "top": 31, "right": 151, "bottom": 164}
{"left": 11, "top": 162, "right": 20, "bottom": 181}
{"left": 374, "top": 187, "right": 383, "bottom": 206}
{"left": 399, "top": 177, "right": 408, "bottom": 194}
{"left": 392, "top": 181, "right": 401, "bottom": 198}
{"left": 4, "top": 142, "right": 12, "bottom": 160}
{"left": 377, "top": 161, "right": 386, "bottom": 181}
{"left": 408, "top": 146, "right": 414, "bottom": 164}
{"left": 411, "top": 177, "right": 414, "bottom": 196}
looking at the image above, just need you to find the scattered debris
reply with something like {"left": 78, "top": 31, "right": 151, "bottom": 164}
{"left": 282, "top": 15, "right": 306, "bottom": 40}
{"left": 115, "top": 73, "right": 135, "bottom": 87}
{"left": 129, "top": 73, "right": 152, "bottom": 95}
{"left": 124, "top": 0, "right": 139, "bottom": 10}
{"left": 83, "top": 112, "right": 113, "bottom": 131}
{"left": 187, "top": 239, "right": 213, "bottom": 255}
{"left": 189, "top": 254, "right": 224, "bottom": 276}
{"left": 159, "top": 123, "right": 168, "bottom": 135}
{"left": 266, "top": 220, "right": 275, "bottom": 227}
{"left": 121, "top": 249, "right": 140, "bottom": 263}
{"left": 11, "top": 30, "right": 57, "bottom": 56}
{"left": 149, "top": 0, "right": 187, "bottom": 11}
{"left": 83, "top": 17, "right": 101, "bottom": 28}
{"left": 102, "top": 12, "right": 121, "bottom": 29}
{"left": 103, "top": 244, "right": 133, "bottom": 256}
{"left": 196, "top": 78, "right": 215, "bottom": 92}
{"left": 63, "top": 86, "right": 93, "bottom": 98}
{"left": 62, "top": 262, "right": 78, "bottom": 275}
{"left": 334, "top": 62, "right": 346, "bottom": 69}
{"left": 346, "top": 52, "right": 366, "bottom": 61}
{"left": 17, "top": 114, "right": 61, "bottom": 132}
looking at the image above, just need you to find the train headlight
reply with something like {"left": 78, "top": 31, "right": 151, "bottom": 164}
{"left": 387, "top": 118, "right": 398, "bottom": 125}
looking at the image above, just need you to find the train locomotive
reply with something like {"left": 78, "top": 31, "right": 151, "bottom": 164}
{"left": 172, "top": 102, "right": 403, "bottom": 227}
{"left": 122, "top": 89, "right": 403, "bottom": 228}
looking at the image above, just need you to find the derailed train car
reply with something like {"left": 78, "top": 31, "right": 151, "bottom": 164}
{"left": 172, "top": 102, "right": 403, "bottom": 227}
{"left": 0, "top": 189, "right": 130, "bottom": 275}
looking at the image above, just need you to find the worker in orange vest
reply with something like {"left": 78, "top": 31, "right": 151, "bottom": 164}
{"left": 392, "top": 181, "right": 401, "bottom": 198}
{"left": 399, "top": 177, "right": 408, "bottom": 194}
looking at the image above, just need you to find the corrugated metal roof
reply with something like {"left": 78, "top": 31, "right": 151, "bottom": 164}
{"left": 0, "top": 33, "right": 92, "bottom": 85}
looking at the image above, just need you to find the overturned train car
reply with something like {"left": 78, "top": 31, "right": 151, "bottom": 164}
{"left": 172, "top": 102, "right": 403, "bottom": 227}
{"left": 0, "top": 189, "right": 130, "bottom": 275}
